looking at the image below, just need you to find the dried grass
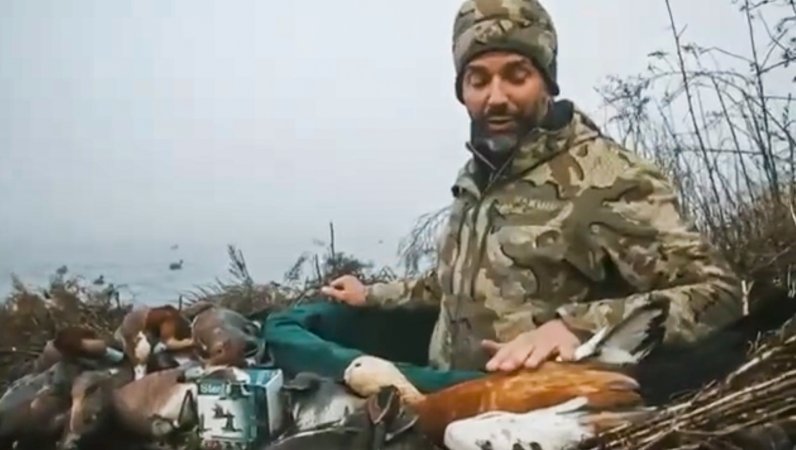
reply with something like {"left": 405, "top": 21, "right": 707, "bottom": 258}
{"left": 583, "top": 316, "right": 796, "bottom": 449}
{"left": 0, "top": 225, "right": 395, "bottom": 390}
{"left": 0, "top": 267, "right": 131, "bottom": 389}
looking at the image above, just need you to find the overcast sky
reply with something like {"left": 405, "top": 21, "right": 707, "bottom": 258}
{"left": 0, "top": 0, "right": 779, "bottom": 282}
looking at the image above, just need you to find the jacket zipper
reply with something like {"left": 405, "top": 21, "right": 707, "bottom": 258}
{"left": 449, "top": 142, "right": 518, "bottom": 368}
{"left": 449, "top": 170, "right": 506, "bottom": 368}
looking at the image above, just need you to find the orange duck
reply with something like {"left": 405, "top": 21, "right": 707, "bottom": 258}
{"left": 343, "top": 292, "right": 796, "bottom": 447}
{"left": 343, "top": 300, "right": 667, "bottom": 445}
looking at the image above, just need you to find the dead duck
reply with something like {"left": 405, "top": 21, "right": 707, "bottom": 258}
{"left": 343, "top": 300, "right": 669, "bottom": 446}
{"left": 60, "top": 364, "right": 252, "bottom": 450}
{"left": 113, "top": 304, "right": 194, "bottom": 380}
{"left": 32, "top": 326, "right": 124, "bottom": 374}
{"left": 280, "top": 372, "right": 368, "bottom": 432}
{"left": 60, "top": 366, "right": 199, "bottom": 450}
{"left": 523, "top": 408, "right": 796, "bottom": 450}
{"left": 436, "top": 291, "right": 796, "bottom": 450}
{"left": 4, "top": 355, "right": 169, "bottom": 449}
{"left": 146, "top": 347, "right": 200, "bottom": 373}
{"left": 187, "top": 301, "right": 261, "bottom": 336}
{"left": 0, "top": 360, "right": 88, "bottom": 450}
{"left": 268, "top": 385, "right": 435, "bottom": 450}
{"left": 190, "top": 304, "right": 263, "bottom": 367}
{"left": 103, "top": 345, "right": 191, "bottom": 391}
{"left": 0, "top": 326, "right": 128, "bottom": 448}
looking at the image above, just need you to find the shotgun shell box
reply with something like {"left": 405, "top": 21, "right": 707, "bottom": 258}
{"left": 195, "top": 367, "right": 285, "bottom": 450}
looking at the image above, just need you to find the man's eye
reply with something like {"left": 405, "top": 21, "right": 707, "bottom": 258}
{"left": 507, "top": 68, "right": 530, "bottom": 83}
{"left": 466, "top": 73, "right": 488, "bottom": 87}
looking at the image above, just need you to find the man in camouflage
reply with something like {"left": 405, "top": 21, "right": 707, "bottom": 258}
{"left": 322, "top": 0, "right": 743, "bottom": 372}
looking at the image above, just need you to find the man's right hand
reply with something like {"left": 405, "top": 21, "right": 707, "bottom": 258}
{"left": 321, "top": 275, "right": 367, "bottom": 306}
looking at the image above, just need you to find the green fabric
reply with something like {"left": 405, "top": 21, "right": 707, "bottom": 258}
{"left": 260, "top": 300, "right": 485, "bottom": 393}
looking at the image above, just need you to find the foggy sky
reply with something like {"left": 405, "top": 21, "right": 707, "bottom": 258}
{"left": 0, "top": 0, "right": 767, "bottom": 282}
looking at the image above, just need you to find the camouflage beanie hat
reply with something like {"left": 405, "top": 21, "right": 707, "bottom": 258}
{"left": 452, "top": 0, "right": 560, "bottom": 101}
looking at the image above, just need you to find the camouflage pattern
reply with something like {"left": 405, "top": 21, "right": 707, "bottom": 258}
{"left": 365, "top": 105, "right": 744, "bottom": 371}
{"left": 452, "top": 0, "right": 560, "bottom": 99}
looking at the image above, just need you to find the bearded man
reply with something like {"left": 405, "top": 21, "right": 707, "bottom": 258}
{"left": 322, "top": 0, "right": 743, "bottom": 373}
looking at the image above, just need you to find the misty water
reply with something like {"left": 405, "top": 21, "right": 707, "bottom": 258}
{"left": 0, "top": 237, "right": 401, "bottom": 305}
{"left": 0, "top": 241, "right": 245, "bottom": 304}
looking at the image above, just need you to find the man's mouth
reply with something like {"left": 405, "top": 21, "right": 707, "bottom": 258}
{"left": 485, "top": 116, "right": 516, "bottom": 131}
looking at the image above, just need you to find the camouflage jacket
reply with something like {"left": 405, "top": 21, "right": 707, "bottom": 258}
{"left": 365, "top": 101, "right": 743, "bottom": 371}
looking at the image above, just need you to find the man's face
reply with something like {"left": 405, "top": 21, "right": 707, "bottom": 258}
{"left": 461, "top": 51, "right": 549, "bottom": 139}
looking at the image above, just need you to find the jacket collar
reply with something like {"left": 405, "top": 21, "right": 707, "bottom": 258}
{"left": 452, "top": 100, "right": 602, "bottom": 199}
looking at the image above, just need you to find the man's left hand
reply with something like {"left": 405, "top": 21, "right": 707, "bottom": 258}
{"left": 481, "top": 319, "right": 581, "bottom": 372}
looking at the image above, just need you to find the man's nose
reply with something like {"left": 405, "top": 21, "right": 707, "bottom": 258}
{"left": 485, "top": 79, "right": 509, "bottom": 108}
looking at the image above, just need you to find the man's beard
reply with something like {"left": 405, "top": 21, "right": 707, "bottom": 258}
{"left": 468, "top": 97, "right": 551, "bottom": 170}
